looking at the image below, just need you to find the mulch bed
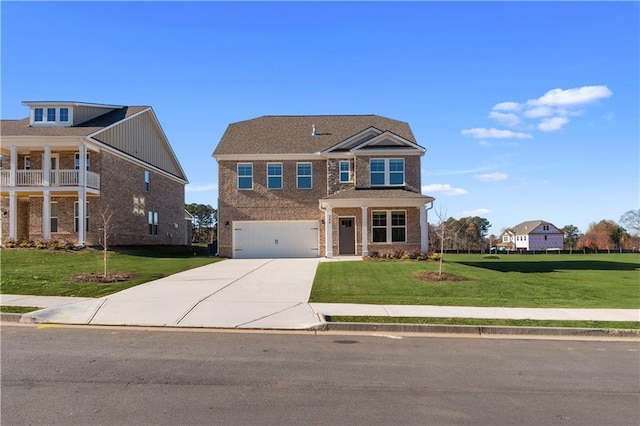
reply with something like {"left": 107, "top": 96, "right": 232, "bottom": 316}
{"left": 414, "top": 272, "right": 470, "bottom": 282}
{"left": 71, "top": 272, "right": 133, "bottom": 283}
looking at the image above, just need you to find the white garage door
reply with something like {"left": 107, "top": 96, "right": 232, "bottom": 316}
{"left": 233, "top": 221, "right": 319, "bottom": 258}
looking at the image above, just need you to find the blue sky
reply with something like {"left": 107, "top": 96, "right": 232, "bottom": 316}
{"left": 2, "top": 1, "right": 638, "bottom": 235}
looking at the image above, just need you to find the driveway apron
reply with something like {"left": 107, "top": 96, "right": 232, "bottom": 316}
{"left": 22, "top": 258, "right": 323, "bottom": 329}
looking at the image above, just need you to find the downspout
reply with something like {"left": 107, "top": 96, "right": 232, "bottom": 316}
{"left": 425, "top": 201, "right": 434, "bottom": 253}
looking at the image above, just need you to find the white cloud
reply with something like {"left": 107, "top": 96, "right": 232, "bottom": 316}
{"left": 186, "top": 183, "right": 218, "bottom": 192}
{"left": 422, "top": 183, "right": 467, "bottom": 196}
{"left": 462, "top": 127, "right": 533, "bottom": 139}
{"left": 489, "top": 111, "right": 520, "bottom": 127}
{"left": 475, "top": 172, "right": 508, "bottom": 182}
{"left": 523, "top": 106, "right": 553, "bottom": 118}
{"left": 537, "top": 116, "right": 569, "bottom": 132}
{"left": 527, "top": 85, "right": 612, "bottom": 107}
{"left": 462, "top": 208, "right": 491, "bottom": 216}
{"left": 492, "top": 102, "right": 521, "bottom": 111}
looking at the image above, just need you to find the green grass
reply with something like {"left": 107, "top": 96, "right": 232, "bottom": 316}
{"left": 310, "top": 254, "right": 640, "bottom": 309}
{"left": 329, "top": 316, "right": 640, "bottom": 330}
{"left": 0, "top": 246, "right": 220, "bottom": 298}
{"left": 0, "top": 305, "right": 40, "bottom": 314}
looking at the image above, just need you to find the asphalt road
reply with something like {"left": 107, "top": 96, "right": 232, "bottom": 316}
{"left": 1, "top": 325, "right": 639, "bottom": 425}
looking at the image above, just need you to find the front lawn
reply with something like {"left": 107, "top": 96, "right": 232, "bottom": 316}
{"left": 0, "top": 246, "right": 220, "bottom": 298}
{"left": 310, "top": 254, "right": 640, "bottom": 309}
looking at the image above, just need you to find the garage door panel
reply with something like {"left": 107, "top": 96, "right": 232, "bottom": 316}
{"left": 233, "top": 221, "right": 319, "bottom": 258}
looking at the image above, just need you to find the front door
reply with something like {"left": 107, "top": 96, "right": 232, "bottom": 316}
{"left": 339, "top": 218, "right": 355, "bottom": 255}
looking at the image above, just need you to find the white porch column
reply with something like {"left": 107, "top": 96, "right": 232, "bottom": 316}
{"left": 325, "top": 207, "right": 333, "bottom": 258}
{"left": 77, "top": 190, "right": 86, "bottom": 245}
{"left": 43, "top": 191, "right": 51, "bottom": 240}
{"left": 78, "top": 145, "right": 86, "bottom": 186}
{"left": 361, "top": 206, "right": 368, "bottom": 257}
{"left": 9, "top": 145, "right": 16, "bottom": 186}
{"left": 9, "top": 191, "right": 17, "bottom": 240}
{"left": 420, "top": 204, "right": 428, "bottom": 253}
{"left": 43, "top": 145, "right": 51, "bottom": 186}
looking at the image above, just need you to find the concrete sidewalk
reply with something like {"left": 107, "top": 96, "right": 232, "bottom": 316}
{"left": 2, "top": 257, "right": 639, "bottom": 329}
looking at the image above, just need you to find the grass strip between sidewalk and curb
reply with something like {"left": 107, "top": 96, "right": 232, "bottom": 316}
{"left": 327, "top": 316, "right": 640, "bottom": 330}
{"left": 0, "top": 306, "right": 40, "bottom": 314}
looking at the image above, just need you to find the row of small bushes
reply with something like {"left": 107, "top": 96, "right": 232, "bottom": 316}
{"left": 3, "top": 239, "right": 79, "bottom": 250}
{"left": 366, "top": 249, "right": 440, "bottom": 261}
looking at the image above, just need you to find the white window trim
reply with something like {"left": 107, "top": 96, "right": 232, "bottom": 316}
{"left": 30, "top": 107, "right": 73, "bottom": 126}
{"left": 339, "top": 160, "right": 351, "bottom": 183}
{"left": 296, "top": 162, "right": 313, "bottom": 189}
{"left": 371, "top": 210, "right": 407, "bottom": 243}
{"left": 75, "top": 152, "right": 90, "bottom": 171}
{"left": 46, "top": 107, "right": 57, "bottom": 123}
{"left": 267, "top": 162, "right": 283, "bottom": 190}
{"left": 237, "top": 163, "right": 253, "bottom": 190}
{"left": 370, "top": 158, "right": 405, "bottom": 186}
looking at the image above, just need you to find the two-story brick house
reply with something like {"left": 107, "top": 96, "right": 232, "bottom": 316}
{"left": 213, "top": 115, "right": 435, "bottom": 258}
{"left": 1, "top": 101, "right": 190, "bottom": 246}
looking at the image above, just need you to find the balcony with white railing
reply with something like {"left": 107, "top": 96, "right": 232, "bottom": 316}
{"left": 0, "top": 169, "right": 100, "bottom": 190}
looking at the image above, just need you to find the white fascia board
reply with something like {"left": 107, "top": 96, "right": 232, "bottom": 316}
{"left": 350, "top": 131, "right": 425, "bottom": 153}
{"left": 353, "top": 148, "right": 424, "bottom": 156}
{"left": 321, "top": 127, "right": 383, "bottom": 155}
{"left": 0, "top": 136, "right": 86, "bottom": 146}
{"left": 319, "top": 196, "right": 434, "bottom": 209}
{"left": 214, "top": 153, "right": 324, "bottom": 162}
{"left": 86, "top": 136, "right": 188, "bottom": 185}
{"left": 22, "top": 101, "right": 124, "bottom": 109}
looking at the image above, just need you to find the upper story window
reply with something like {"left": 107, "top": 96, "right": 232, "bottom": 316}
{"left": 370, "top": 158, "right": 405, "bottom": 186}
{"left": 237, "top": 163, "right": 253, "bottom": 190}
{"left": 34, "top": 108, "right": 44, "bottom": 122}
{"left": 75, "top": 152, "right": 90, "bottom": 171}
{"left": 60, "top": 108, "right": 69, "bottom": 122}
{"left": 339, "top": 160, "right": 351, "bottom": 183}
{"left": 24, "top": 156, "right": 31, "bottom": 170}
{"left": 267, "top": 162, "right": 282, "bottom": 190}
{"left": 297, "top": 162, "right": 312, "bottom": 189}
{"left": 144, "top": 171, "right": 150, "bottom": 192}
{"left": 47, "top": 108, "right": 56, "bottom": 122}
{"left": 30, "top": 106, "right": 73, "bottom": 126}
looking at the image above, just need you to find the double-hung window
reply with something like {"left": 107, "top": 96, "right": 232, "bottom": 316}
{"left": 372, "top": 210, "right": 406, "bottom": 243}
{"left": 339, "top": 160, "right": 351, "bottom": 183}
{"left": 144, "top": 171, "right": 150, "bottom": 192}
{"left": 267, "top": 163, "right": 282, "bottom": 189}
{"left": 297, "top": 162, "right": 312, "bottom": 189}
{"left": 370, "top": 158, "right": 405, "bottom": 186}
{"left": 237, "top": 163, "right": 253, "bottom": 190}
{"left": 60, "top": 108, "right": 69, "bottom": 122}
{"left": 50, "top": 202, "right": 59, "bottom": 233}
{"left": 148, "top": 211, "right": 158, "bottom": 235}
{"left": 74, "top": 202, "right": 89, "bottom": 232}
{"left": 47, "top": 108, "right": 56, "bottom": 122}
{"left": 75, "top": 152, "right": 90, "bottom": 171}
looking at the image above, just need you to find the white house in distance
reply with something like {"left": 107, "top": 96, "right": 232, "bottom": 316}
{"left": 500, "top": 220, "right": 564, "bottom": 251}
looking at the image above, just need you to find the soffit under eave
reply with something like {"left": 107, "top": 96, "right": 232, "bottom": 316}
{"left": 319, "top": 197, "right": 435, "bottom": 209}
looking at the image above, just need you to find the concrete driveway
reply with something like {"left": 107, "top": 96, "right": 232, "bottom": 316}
{"left": 23, "top": 258, "right": 324, "bottom": 330}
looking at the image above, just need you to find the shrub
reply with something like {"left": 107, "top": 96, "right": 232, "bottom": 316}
{"left": 19, "top": 240, "right": 34, "bottom": 248}
{"left": 4, "top": 240, "right": 17, "bottom": 248}
{"left": 35, "top": 241, "right": 48, "bottom": 250}
{"left": 429, "top": 253, "right": 441, "bottom": 262}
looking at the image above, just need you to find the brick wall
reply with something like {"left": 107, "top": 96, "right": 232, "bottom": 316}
{"left": 217, "top": 159, "right": 327, "bottom": 256}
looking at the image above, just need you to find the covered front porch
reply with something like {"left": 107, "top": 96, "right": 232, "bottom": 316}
{"left": 319, "top": 188, "right": 434, "bottom": 258}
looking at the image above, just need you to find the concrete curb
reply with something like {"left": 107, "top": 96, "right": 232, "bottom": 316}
{"left": 1, "top": 313, "right": 23, "bottom": 323}
{"left": 323, "top": 322, "right": 640, "bottom": 337}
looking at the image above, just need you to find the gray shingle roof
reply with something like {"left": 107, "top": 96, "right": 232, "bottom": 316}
{"left": 213, "top": 115, "right": 418, "bottom": 156}
{"left": 0, "top": 106, "right": 148, "bottom": 137}
{"left": 509, "top": 220, "right": 562, "bottom": 235}
{"left": 322, "top": 187, "right": 432, "bottom": 201}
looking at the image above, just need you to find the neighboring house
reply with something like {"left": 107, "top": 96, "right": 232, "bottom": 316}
{"left": 500, "top": 220, "right": 564, "bottom": 251}
{"left": 213, "top": 115, "right": 435, "bottom": 258}
{"left": 1, "top": 101, "right": 190, "bottom": 246}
